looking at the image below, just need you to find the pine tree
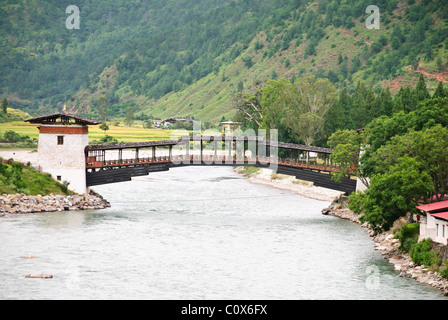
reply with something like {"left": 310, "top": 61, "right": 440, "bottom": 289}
{"left": 393, "top": 87, "right": 414, "bottom": 113}
{"left": 414, "top": 74, "right": 430, "bottom": 102}
{"left": 379, "top": 87, "right": 394, "bottom": 117}
{"left": 432, "top": 81, "right": 446, "bottom": 99}
{"left": 324, "top": 88, "right": 348, "bottom": 136}
{"left": 1, "top": 98, "right": 8, "bottom": 114}
{"left": 351, "top": 82, "right": 372, "bottom": 129}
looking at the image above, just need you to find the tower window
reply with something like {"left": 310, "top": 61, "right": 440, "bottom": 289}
{"left": 57, "top": 175, "right": 62, "bottom": 181}
{"left": 57, "top": 136, "right": 64, "bottom": 145}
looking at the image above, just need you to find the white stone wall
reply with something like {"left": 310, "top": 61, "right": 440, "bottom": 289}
{"left": 433, "top": 217, "right": 448, "bottom": 245}
{"left": 419, "top": 214, "right": 448, "bottom": 245}
{"left": 37, "top": 125, "right": 88, "bottom": 194}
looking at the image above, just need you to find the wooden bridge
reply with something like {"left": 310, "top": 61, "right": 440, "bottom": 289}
{"left": 84, "top": 135, "right": 357, "bottom": 194}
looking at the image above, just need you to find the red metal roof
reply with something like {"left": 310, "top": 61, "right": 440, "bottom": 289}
{"left": 431, "top": 212, "right": 448, "bottom": 222}
{"left": 416, "top": 200, "right": 448, "bottom": 213}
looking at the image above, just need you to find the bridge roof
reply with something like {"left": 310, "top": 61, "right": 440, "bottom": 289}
{"left": 86, "top": 139, "right": 181, "bottom": 151}
{"left": 267, "top": 141, "right": 333, "bottom": 154}
{"left": 25, "top": 113, "right": 101, "bottom": 126}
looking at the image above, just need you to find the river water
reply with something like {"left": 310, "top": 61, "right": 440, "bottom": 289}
{"left": 0, "top": 166, "right": 446, "bottom": 300}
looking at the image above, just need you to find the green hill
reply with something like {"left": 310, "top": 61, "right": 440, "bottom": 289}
{"left": 1, "top": 0, "right": 447, "bottom": 122}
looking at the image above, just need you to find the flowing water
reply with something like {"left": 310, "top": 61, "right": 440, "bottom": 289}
{"left": 0, "top": 166, "right": 446, "bottom": 300}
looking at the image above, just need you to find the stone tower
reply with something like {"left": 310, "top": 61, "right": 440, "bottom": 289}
{"left": 26, "top": 113, "right": 100, "bottom": 194}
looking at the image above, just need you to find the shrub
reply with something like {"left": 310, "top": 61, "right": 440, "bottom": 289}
{"left": 401, "top": 236, "right": 418, "bottom": 253}
{"left": 439, "top": 260, "right": 448, "bottom": 280}
{"left": 3, "top": 130, "right": 21, "bottom": 143}
{"left": 398, "top": 223, "right": 420, "bottom": 252}
{"left": 410, "top": 238, "right": 442, "bottom": 269}
{"left": 348, "top": 190, "right": 366, "bottom": 215}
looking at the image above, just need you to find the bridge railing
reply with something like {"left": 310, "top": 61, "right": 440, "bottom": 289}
{"left": 86, "top": 154, "right": 353, "bottom": 174}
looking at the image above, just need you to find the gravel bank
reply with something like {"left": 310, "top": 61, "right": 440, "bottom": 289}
{"left": 0, "top": 190, "right": 110, "bottom": 216}
{"left": 234, "top": 167, "right": 344, "bottom": 202}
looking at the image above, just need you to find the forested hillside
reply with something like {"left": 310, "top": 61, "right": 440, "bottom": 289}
{"left": 1, "top": 0, "right": 447, "bottom": 122}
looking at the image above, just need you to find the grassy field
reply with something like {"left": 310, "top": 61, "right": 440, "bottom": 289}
{"left": 89, "top": 124, "right": 172, "bottom": 143}
{"left": 0, "top": 121, "right": 174, "bottom": 147}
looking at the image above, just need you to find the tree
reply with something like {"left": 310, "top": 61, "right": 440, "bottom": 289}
{"left": 3, "top": 130, "right": 21, "bottom": 143}
{"left": 379, "top": 87, "right": 394, "bottom": 117}
{"left": 242, "top": 56, "right": 253, "bottom": 69}
{"left": 436, "top": 57, "right": 444, "bottom": 72}
{"left": 237, "top": 80, "right": 244, "bottom": 92}
{"left": 363, "top": 124, "right": 448, "bottom": 202}
{"left": 415, "top": 125, "right": 448, "bottom": 201}
{"left": 327, "top": 129, "right": 368, "bottom": 186}
{"left": 324, "top": 88, "right": 352, "bottom": 136}
{"left": 362, "top": 97, "right": 448, "bottom": 169}
{"left": 97, "top": 95, "right": 109, "bottom": 122}
{"left": 1, "top": 98, "right": 8, "bottom": 114}
{"left": 232, "top": 88, "right": 264, "bottom": 128}
{"left": 143, "top": 120, "right": 154, "bottom": 129}
{"left": 351, "top": 82, "right": 372, "bottom": 129}
{"left": 280, "top": 76, "right": 337, "bottom": 145}
{"left": 125, "top": 106, "right": 135, "bottom": 127}
{"left": 304, "top": 37, "right": 318, "bottom": 57}
{"left": 414, "top": 74, "right": 430, "bottom": 103}
{"left": 353, "top": 155, "right": 433, "bottom": 233}
{"left": 260, "top": 79, "right": 290, "bottom": 130}
{"left": 432, "top": 81, "right": 446, "bottom": 99}
{"left": 393, "top": 86, "right": 414, "bottom": 114}
{"left": 99, "top": 122, "right": 110, "bottom": 135}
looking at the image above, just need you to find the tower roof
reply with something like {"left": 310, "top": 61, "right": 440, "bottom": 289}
{"left": 25, "top": 113, "right": 101, "bottom": 126}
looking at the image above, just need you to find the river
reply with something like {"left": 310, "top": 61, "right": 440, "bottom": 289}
{"left": 0, "top": 166, "right": 446, "bottom": 300}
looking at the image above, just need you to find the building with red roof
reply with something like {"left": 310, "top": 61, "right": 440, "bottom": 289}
{"left": 417, "top": 200, "right": 448, "bottom": 245}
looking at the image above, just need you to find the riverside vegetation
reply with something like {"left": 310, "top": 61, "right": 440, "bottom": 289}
{"left": 324, "top": 83, "right": 448, "bottom": 294}
{"left": 323, "top": 196, "right": 448, "bottom": 295}
{"left": 0, "top": 159, "right": 69, "bottom": 196}
{"left": 0, "top": 159, "right": 110, "bottom": 215}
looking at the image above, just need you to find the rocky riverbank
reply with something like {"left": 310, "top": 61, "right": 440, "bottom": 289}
{"left": 322, "top": 195, "right": 448, "bottom": 296}
{"left": 0, "top": 190, "right": 110, "bottom": 216}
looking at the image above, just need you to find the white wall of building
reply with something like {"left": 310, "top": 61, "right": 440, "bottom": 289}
{"left": 37, "top": 125, "right": 88, "bottom": 194}
{"left": 419, "top": 214, "right": 448, "bottom": 245}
